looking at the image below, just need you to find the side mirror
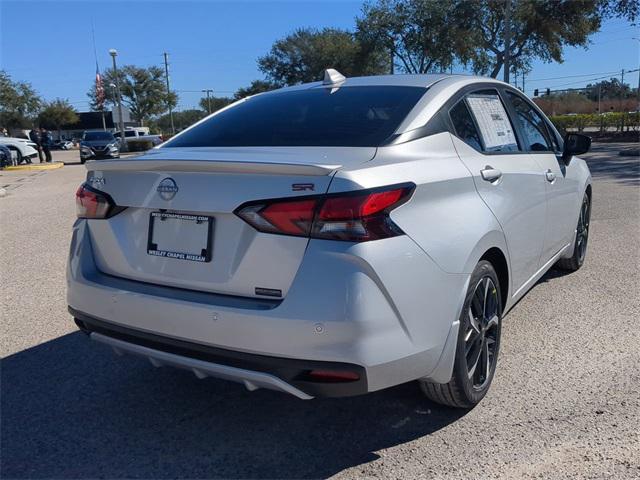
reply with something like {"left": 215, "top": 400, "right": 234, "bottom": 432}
{"left": 562, "top": 133, "right": 591, "bottom": 164}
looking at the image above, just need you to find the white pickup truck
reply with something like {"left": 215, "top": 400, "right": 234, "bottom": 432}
{"left": 114, "top": 128, "right": 163, "bottom": 149}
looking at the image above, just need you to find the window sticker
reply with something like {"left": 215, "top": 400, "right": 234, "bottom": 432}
{"left": 466, "top": 94, "right": 518, "bottom": 151}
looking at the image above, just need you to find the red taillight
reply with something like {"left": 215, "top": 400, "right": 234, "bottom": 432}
{"left": 319, "top": 189, "right": 405, "bottom": 219}
{"left": 235, "top": 183, "right": 414, "bottom": 242}
{"left": 260, "top": 199, "right": 317, "bottom": 236}
{"left": 75, "top": 183, "right": 120, "bottom": 219}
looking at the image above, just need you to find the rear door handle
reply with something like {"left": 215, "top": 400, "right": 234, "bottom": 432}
{"left": 545, "top": 169, "right": 556, "bottom": 183}
{"left": 481, "top": 166, "right": 502, "bottom": 182}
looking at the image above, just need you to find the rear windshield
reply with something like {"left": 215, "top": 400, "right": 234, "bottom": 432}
{"left": 83, "top": 131, "right": 114, "bottom": 141}
{"left": 164, "top": 86, "right": 426, "bottom": 148}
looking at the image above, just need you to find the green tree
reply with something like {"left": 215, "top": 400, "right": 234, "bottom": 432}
{"left": 0, "top": 70, "right": 42, "bottom": 130}
{"left": 585, "top": 78, "right": 633, "bottom": 101}
{"left": 199, "top": 95, "right": 233, "bottom": 114}
{"left": 597, "top": 0, "right": 639, "bottom": 23}
{"left": 38, "top": 99, "right": 79, "bottom": 137}
{"left": 153, "top": 109, "right": 206, "bottom": 134}
{"left": 358, "top": 0, "right": 607, "bottom": 79}
{"left": 234, "top": 80, "right": 280, "bottom": 99}
{"left": 357, "top": 0, "right": 474, "bottom": 74}
{"left": 464, "top": 0, "right": 602, "bottom": 78}
{"left": 88, "top": 65, "right": 178, "bottom": 125}
{"left": 258, "top": 27, "right": 389, "bottom": 85}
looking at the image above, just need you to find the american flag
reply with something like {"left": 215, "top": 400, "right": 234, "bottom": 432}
{"left": 95, "top": 63, "right": 105, "bottom": 110}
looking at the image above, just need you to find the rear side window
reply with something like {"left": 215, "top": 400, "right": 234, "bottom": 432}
{"left": 506, "top": 92, "right": 554, "bottom": 152}
{"left": 449, "top": 100, "right": 483, "bottom": 151}
{"left": 164, "top": 86, "right": 426, "bottom": 148}
{"left": 465, "top": 91, "right": 519, "bottom": 153}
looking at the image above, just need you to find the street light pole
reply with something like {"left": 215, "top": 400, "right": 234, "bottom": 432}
{"left": 503, "top": 0, "right": 512, "bottom": 84}
{"left": 635, "top": 39, "right": 640, "bottom": 111}
{"left": 202, "top": 89, "right": 213, "bottom": 114}
{"left": 109, "top": 48, "right": 127, "bottom": 152}
{"left": 163, "top": 52, "right": 175, "bottom": 135}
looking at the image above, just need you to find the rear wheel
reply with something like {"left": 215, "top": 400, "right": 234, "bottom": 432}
{"left": 557, "top": 192, "right": 590, "bottom": 272}
{"left": 420, "top": 260, "right": 502, "bottom": 408}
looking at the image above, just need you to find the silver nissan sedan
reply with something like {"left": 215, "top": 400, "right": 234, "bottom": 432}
{"left": 68, "top": 71, "right": 591, "bottom": 408}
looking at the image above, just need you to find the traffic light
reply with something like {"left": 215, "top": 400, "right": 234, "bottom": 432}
{"left": 546, "top": 88, "right": 551, "bottom": 96}
{"left": 534, "top": 89, "right": 539, "bottom": 97}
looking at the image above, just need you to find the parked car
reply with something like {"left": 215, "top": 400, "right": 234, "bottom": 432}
{"left": 52, "top": 140, "right": 74, "bottom": 150}
{"left": 114, "top": 128, "right": 163, "bottom": 149}
{"left": 79, "top": 131, "right": 120, "bottom": 163}
{"left": 0, "top": 144, "right": 13, "bottom": 168}
{"left": 68, "top": 72, "right": 592, "bottom": 408}
{"left": 0, "top": 137, "right": 39, "bottom": 164}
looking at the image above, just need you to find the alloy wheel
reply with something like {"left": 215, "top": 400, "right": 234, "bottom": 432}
{"left": 464, "top": 276, "right": 500, "bottom": 390}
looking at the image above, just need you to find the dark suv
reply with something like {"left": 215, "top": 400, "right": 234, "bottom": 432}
{"left": 80, "top": 131, "right": 120, "bottom": 163}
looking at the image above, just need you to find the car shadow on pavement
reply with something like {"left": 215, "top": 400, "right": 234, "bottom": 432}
{"left": 2, "top": 332, "right": 466, "bottom": 479}
{"left": 583, "top": 145, "right": 639, "bottom": 186}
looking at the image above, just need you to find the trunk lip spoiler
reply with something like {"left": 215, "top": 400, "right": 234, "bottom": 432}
{"left": 85, "top": 159, "right": 341, "bottom": 176}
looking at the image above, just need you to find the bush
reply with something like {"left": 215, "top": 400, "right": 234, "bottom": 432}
{"left": 550, "top": 112, "right": 639, "bottom": 138}
{"left": 549, "top": 115, "right": 575, "bottom": 135}
{"left": 573, "top": 114, "right": 593, "bottom": 132}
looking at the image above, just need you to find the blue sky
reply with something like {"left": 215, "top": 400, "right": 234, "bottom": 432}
{"left": 1, "top": 0, "right": 638, "bottom": 112}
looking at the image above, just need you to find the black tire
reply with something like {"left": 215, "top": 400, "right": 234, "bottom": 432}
{"left": 420, "top": 260, "right": 502, "bottom": 408}
{"left": 80, "top": 157, "right": 86, "bottom": 164}
{"left": 556, "top": 192, "right": 591, "bottom": 272}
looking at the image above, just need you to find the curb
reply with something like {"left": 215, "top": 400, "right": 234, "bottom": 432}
{"left": 2, "top": 162, "right": 64, "bottom": 171}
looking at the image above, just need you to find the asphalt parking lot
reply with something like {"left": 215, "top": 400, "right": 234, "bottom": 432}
{"left": 1, "top": 144, "right": 639, "bottom": 479}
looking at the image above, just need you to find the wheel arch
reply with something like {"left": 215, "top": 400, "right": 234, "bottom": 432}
{"left": 463, "top": 230, "right": 511, "bottom": 311}
{"left": 479, "top": 247, "right": 509, "bottom": 311}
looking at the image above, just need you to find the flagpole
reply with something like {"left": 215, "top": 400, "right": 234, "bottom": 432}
{"left": 91, "top": 20, "right": 107, "bottom": 130}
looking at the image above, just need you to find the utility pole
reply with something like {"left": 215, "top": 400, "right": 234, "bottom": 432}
{"left": 109, "top": 49, "right": 127, "bottom": 152}
{"left": 621, "top": 68, "right": 625, "bottom": 113}
{"left": 163, "top": 52, "right": 175, "bottom": 135}
{"left": 633, "top": 39, "right": 640, "bottom": 113}
{"left": 202, "top": 89, "right": 213, "bottom": 114}
{"left": 503, "top": 0, "right": 512, "bottom": 84}
{"left": 597, "top": 83, "right": 604, "bottom": 132}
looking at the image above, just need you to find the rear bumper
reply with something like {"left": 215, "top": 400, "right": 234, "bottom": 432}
{"left": 67, "top": 218, "right": 469, "bottom": 396}
{"left": 72, "top": 307, "right": 367, "bottom": 398}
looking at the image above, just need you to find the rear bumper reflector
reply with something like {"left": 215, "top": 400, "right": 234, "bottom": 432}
{"left": 91, "top": 332, "right": 314, "bottom": 399}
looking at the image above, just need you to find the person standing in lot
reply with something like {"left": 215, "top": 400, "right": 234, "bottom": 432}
{"left": 29, "top": 127, "right": 45, "bottom": 163}
{"left": 40, "top": 127, "right": 53, "bottom": 163}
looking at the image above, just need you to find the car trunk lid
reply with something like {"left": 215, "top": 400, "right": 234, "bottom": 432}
{"left": 83, "top": 146, "right": 376, "bottom": 298}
